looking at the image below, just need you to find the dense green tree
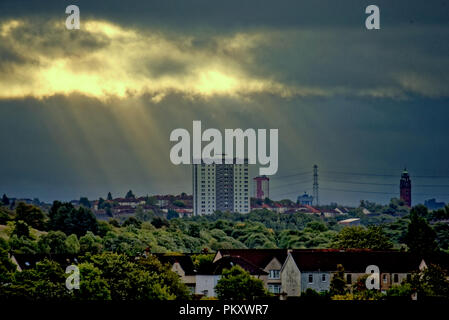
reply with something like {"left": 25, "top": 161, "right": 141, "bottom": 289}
{"left": 15, "top": 202, "right": 47, "bottom": 230}
{"left": 125, "top": 190, "right": 135, "bottom": 199}
{"left": 4, "top": 259, "right": 71, "bottom": 300}
{"left": 306, "top": 221, "right": 328, "bottom": 232}
{"left": 433, "top": 223, "right": 449, "bottom": 252}
{"left": 79, "top": 197, "right": 91, "bottom": 208}
{"left": 0, "top": 207, "right": 13, "bottom": 224}
{"left": 8, "top": 234, "right": 38, "bottom": 254}
{"left": 188, "top": 223, "right": 201, "bottom": 237}
{"left": 0, "top": 238, "right": 15, "bottom": 285}
{"left": 349, "top": 274, "right": 384, "bottom": 300}
{"left": 48, "top": 201, "right": 68, "bottom": 230}
{"left": 86, "top": 252, "right": 177, "bottom": 300}
{"left": 332, "top": 226, "right": 393, "bottom": 250}
{"left": 107, "top": 192, "right": 113, "bottom": 201}
{"left": 79, "top": 231, "right": 103, "bottom": 254}
{"left": 108, "top": 219, "right": 120, "bottom": 228}
{"left": 97, "top": 220, "right": 113, "bottom": 237}
{"left": 386, "top": 282, "right": 414, "bottom": 298}
{"left": 48, "top": 202, "right": 98, "bottom": 237}
{"left": 136, "top": 255, "right": 190, "bottom": 299}
{"left": 98, "top": 197, "right": 105, "bottom": 209}
{"left": 72, "top": 262, "right": 111, "bottom": 300}
{"left": 172, "top": 200, "right": 185, "bottom": 208}
{"left": 428, "top": 205, "right": 449, "bottom": 221}
{"left": 38, "top": 231, "right": 69, "bottom": 254}
{"left": 418, "top": 264, "right": 449, "bottom": 298}
{"left": 167, "top": 209, "right": 179, "bottom": 220}
{"left": 330, "top": 264, "right": 347, "bottom": 296}
{"left": 12, "top": 220, "right": 31, "bottom": 238}
{"left": 65, "top": 234, "right": 80, "bottom": 254}
{"left": 192, "top": 254, "right": 214, "bottom": 274}
{"left": 410, "top": 204, "right": 428, "bottom": 218}
{"left": 404, "top": 208, "right": 439, "bottom": 257}
{"left": 1, "top": 194, "right": 9, "bottom": 206}
{"left": 215, "top": 265, "right": 269, "bottom": 300}
{"left": 388, "top": 264, "right": 449, "bottom": 299}
{"left": 123, "top": 216, "right": 142, "bottom": 228}
{"left": 152, "top": 217, "right": 169, "bottom": 229}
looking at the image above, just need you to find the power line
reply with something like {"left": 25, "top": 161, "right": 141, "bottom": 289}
{"left": 321, "top": 170, "right": 398, "bottom": 177}
{"left": 321, "top": 179, "right": 397, "bottom": 186}
{"left": 414, "top": 184, "right": 449, "bottom": 188}
{"left": 320, "top": 187, "right": 449, "bottom": 197}
{"left": 320, "top": 178, "right": 449, "bottom": 188}
{"left": 270, "top": 180, "right": 313, "bottom": 191}
{"left": 275, "top": 189, "right": 312, "bottom": 198}
{"left": 321, "top": 187, "right": 395, "bottom": 195}
{"left": 413, "top": 175, "right": 449, "bottom": 179}
{"left": 273, "top": 171, "right": 311, "bottom": 179}
{"left": 322, "top": 170, "right": 449, "bottom": 179}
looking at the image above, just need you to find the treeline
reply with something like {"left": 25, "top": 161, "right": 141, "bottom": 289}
{"left": 1, "top": 201, "right": 449, "bottom": 256}
{"left": 0, "top": 247, "right": 191, "bottom": 300}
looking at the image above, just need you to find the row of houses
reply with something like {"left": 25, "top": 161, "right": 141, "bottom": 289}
{"left": 157, "top": 249, "right": 432, "bottom": 299}
{"left": 91, "top": 195, "right": 193, "bottom": 219}
{"left": 89, "top": 195, "right": 351, "bottom": 218}
{"left": 9, "top": 249, "right": 446, "bottom": 299}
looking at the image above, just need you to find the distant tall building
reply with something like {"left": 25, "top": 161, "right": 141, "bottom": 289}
{"left": 193, "top": 158, "right": 250, "bottom": 215}
{"left": 253, "top": 176, "right": 269, "bottom": 200}
{"left": 297, "top": 192, "right": 313, "bottom": 206}
{"left": 400, "top": 168, "right": 412, "bottom": 207}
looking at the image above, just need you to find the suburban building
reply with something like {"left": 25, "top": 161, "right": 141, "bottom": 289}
{"left": 281, "top": 249, "right": 424, "bottom": 297}
{"left": 214, "top": 249, "right": 288, "bottom": 295}
{"left": 154, "top": 249, "right": 431, "bottom": 299}
{"left": 253, "top": 176, "right": 269, "bottom": 200}
{"left": 193, "top": 158, "right": 250, "bottom": 215}
{"left": 424, "top": 198, "right": 446, "bottom": 211}
{"left": 297, "top": 192, "right": 313, "bottom": 206}
{"left": 9, "top": 249, "right": 436, "bottom": 300}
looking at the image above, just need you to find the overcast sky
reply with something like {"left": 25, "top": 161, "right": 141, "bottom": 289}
{"left": 1, "top": 0, "right": 448, "bottom": 206}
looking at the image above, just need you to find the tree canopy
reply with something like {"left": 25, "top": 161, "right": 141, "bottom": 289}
{"left": 332, "top": 226, "right": 393, "bottom": 250}
{"left": 404, "top": 207, "right": 439, "bottom": 258}
{"left": 215, "top": 265, "right": 269, "bottom": 300}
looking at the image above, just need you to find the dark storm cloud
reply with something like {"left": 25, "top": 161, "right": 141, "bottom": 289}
{"left": 144, "top": 58, "right": 190, "bottom": 78}
{"left": 3, "top": 17, "right": 110, "bottom": 60}
{"left": 1, "top": 0, "right": 448, "bottom": 31}
{"left": 0, "top": 45, "right": 30, "bottom": 72}
{"left": 244, "top": 26, "right": 449, "bottom": 98}
{"left": 2, "top": 1, "right": 449, "bottom": 100}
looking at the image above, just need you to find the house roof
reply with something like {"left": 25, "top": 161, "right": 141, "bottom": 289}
{"left": 216, "top": 249, "right": 288, "bottom": 270}
{"left": 303, "top": 205, "right": 320, "bottom": 213}
{"left": 289, "top": 249, "right": 423, "bottom": 272}
{"left": 154, "top": 254, "right": 196, "bottom": 275}
{"left": 212, "top": 256, "right": 268, "bottom": 276}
